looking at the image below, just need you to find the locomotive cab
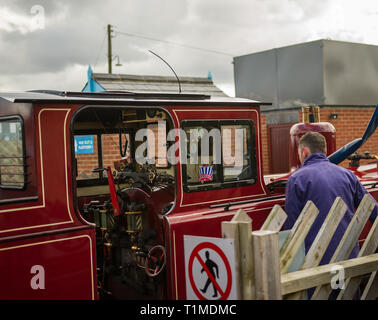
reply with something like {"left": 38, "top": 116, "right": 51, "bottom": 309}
{"left": 73, "top": 106, "right": 175, "bottom": 299}
{"left": 0, "top": 90, "right": 273, "bottom": 300}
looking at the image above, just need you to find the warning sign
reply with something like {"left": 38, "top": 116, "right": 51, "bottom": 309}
{"left": 184, "top": 235, "right": 237, "bottom": 300}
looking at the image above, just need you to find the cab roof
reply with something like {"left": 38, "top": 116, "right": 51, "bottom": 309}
{"left": 0, "top": 90, "right": 271, "bottom": 107}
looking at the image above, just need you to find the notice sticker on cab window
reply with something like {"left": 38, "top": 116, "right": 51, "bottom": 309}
{"left": 199, "top": 165, "right": 213, "bottom": 182}
{"left": 74, "top": 135, "right": 94, "bottom": 154}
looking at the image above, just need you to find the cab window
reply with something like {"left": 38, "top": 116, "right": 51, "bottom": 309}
{"left": 0, "top": 116, "right": 26, "bottom": 189}
{"left": 181, "top": 120, "right": 256, "bottom": 192}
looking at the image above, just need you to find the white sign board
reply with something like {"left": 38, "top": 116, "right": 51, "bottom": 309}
{"left": 184, "top": 235, "right": 237, "bottom": 300}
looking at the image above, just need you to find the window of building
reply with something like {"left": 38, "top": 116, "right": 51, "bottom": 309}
{"left": 0, "top": 116, "right": 26, "bottom": 189}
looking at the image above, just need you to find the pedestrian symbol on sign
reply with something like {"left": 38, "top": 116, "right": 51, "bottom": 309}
{"left": 200, "top": 251, "right": 219, "bottom": 297}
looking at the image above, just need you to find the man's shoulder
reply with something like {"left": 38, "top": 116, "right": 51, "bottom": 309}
{"left": 290, "top": 160, "right": 357, "bottom": 181}
{"left": 288, "top": 167, "right": 308, "bottom": 184}
{"left": 290, "top": 163, "right": 318, "bottom": 178}
{"left": 321, "top": 160, "right": 357, "bottom": 177}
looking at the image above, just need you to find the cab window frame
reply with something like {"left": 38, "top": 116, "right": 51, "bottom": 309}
{"left": 181, "top": 119, "right": 257, "bottom": 193}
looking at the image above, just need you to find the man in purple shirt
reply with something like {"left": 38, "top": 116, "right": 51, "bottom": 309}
{"left": 285, "top": 132, "right": 377, "bottom": 297}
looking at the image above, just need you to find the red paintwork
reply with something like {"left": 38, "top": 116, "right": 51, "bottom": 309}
{"left": 165, "top": 196, "right": 284, "bottom": 299}
{"left": 0, "top": 94, "right": 376, "bottom": 300}
{"left": 0, "top": 229, "right": 96, "bottom": 299}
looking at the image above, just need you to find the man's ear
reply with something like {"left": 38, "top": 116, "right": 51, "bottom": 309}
{"left": 302, "top": 146, "right": 311, "bottom": 158}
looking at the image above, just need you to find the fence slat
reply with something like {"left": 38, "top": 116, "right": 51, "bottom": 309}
{"left": 252, "top": 230, "right": 282, "bottom": 300}
{"left": 337, "top": 215, "right": 378, "bottom": 300}
{"left": 281, "top": 253, "right": 378, "bottom": 295}
{"left": 361, "top": 271, "right": 378, "bottom": 300}
{"left": 280, "top": 201, "right": 319, "bottom": 274}
{"left": 286, "top": 197, "right": 347, "bottom": 300}
{"left": 261, "top": 204, "right": 287, "bottom": 232}
{"left": 311, "top": 194, "right": 375, "bottom": 300}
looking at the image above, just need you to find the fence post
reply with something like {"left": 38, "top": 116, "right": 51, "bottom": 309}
{"left": 221, "top": 220, "right": 241, "bottom": 299}
{"left": 252, "top": 230, "right": 282, "bottom": 300}
{"left": 239, "top": 220, "right": 255, "bottom": 299}
{"left": 221, "top": 209, "right": 254, "bottom": 299}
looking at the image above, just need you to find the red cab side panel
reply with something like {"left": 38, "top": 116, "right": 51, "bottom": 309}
{"left": 0, "top": 229, "right": 97, "bottom": 299}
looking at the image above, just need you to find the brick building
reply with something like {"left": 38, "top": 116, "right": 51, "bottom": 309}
{"left": 234, "top": 39, "right": 378, "bottom": 174}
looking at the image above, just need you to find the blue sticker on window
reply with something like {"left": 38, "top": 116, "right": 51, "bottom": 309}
{"left": 74, "top": 135, "right": 94, "bottom": 154}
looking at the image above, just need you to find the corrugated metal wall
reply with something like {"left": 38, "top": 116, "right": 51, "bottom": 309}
{"left": 234, "top": 39, "right": 378, "bottom": 110}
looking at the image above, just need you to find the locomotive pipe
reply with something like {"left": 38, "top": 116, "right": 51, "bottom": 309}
{"left": 313, "top": 106, "right": 320, "bottom": 123}
{"left": 328, "top": 104, "right": 378, "bottom": 164}
{"left": 303, "top": 107, "right": 310, "bottom": 123}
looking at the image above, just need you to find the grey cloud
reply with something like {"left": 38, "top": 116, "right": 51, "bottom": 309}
{"left": 0, "top": 0, "right": 191, "bottom": 75}
{"left": 0, "top": 0, "right": 377, "bottom": 95}
{"left": 1, "top": 0, "right": 62, "bottom": 13}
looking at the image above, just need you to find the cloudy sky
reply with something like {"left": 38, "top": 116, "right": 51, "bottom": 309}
{"left": 0, "top": 0, "right": 378, "bottom": 96}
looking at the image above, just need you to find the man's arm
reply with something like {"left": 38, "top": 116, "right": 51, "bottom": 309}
{"left": 284, "top": 176, "right": 303, "bottom": 230}
{"left": 354, "top": 178, "right": 378, "bottom": 223}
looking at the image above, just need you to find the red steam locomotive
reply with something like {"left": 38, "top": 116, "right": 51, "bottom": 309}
{"left": 0, "top": 91, "right": 376, "bottom": 299}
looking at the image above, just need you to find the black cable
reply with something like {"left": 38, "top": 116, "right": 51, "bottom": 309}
{"left": 115, "top": 29, "right": 234, "bottom": 57}
{"left": 94, "top": 30, "right": 107, "bottom": 68}
{"left": 119, "top": 128, "right": 128, "bottom": 158}
{"left": 148, "top": 50, "right": 182, "bottom": 94}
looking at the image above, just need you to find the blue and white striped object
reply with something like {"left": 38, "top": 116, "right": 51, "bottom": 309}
{"left": 199, "top": 165, "right": 213, "bottom": 182}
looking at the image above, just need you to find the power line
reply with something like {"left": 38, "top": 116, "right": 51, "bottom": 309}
{"left": 93, "top": 29, "right": 107, "bottom": 69}
{"left": 114, "top": 28, "right": 235, "bottom": 57}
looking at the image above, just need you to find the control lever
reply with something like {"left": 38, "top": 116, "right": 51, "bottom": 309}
{"left": 92, "top": 167, "right": 121, "bottom": 216}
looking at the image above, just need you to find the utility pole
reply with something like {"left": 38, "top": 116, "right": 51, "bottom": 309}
{"left": 107, "top": 24, "right": 113, "bottom": 74}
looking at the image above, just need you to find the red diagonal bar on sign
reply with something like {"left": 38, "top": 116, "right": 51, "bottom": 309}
{"left": 195, "top": 252, "right": 224, "bottom": 297}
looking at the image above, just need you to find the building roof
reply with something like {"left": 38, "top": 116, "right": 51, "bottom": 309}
{"left": 87, "top": 72, "right": 228, "bottom": 97}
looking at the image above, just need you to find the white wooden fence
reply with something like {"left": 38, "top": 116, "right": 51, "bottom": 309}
{"left": 222, "top": 194, "right": 378, "bottom": 300}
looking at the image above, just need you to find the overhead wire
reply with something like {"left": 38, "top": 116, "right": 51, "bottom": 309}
{"left": 93, "top": 30, "right": 107, "bottom": 69}
{"left": 114, "top": 28, "right": 235, "bottom": 57}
